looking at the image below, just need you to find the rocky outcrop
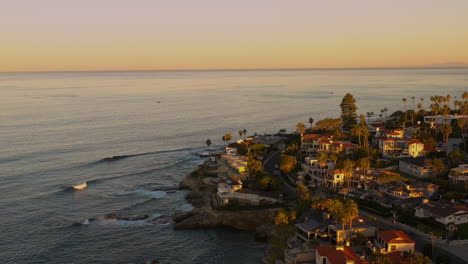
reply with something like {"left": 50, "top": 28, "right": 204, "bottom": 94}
{"left": 175, "top": 166, "right": 279, "bottom": 240}
{"left": 174, "top": 208, "right": 279, "bottom": 239}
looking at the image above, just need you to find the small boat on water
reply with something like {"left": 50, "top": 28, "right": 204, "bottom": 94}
{"left": 72, "top": 182, "right": 87, "bottom": 190}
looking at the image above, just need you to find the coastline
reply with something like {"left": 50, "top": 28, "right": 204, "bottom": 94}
{"left": 173, "top": 163, "right": 280, "bottom": 241}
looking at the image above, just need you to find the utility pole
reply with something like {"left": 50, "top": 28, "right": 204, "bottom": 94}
{"left": 429, "top": 232, "right": 436, "bottom": 263}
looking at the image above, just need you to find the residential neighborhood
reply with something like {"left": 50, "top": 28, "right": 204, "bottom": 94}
{"left": 194, "top": 92, "right": 468, "bottom": 264}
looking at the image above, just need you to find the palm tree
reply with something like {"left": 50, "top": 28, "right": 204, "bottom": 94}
{"left": 458, "top": 118, "right": 468, "bottom": 151}
{"left": 342, "top": 199, "right": 359, "bottom": 230}
{"left": 411, "top": 96, "right": 416, "bottom": 110}
{"left": 308, "top": 117, "right": 314, "bottom": 129}
{"left": 402, "top": 98, "right": 407, "bottom": 116}
{"left": 206, "top": 139, "right": 212, "bottom": 148}
{"left": 243, "top": 129, "right": 247, "bottom": 137}
{"left": 296, "top": 122, "right": 306, "bottom": 135}
{"left": 238, "top": 130, "right": 243, "bottom": 138}
{"left": 440, "top": 124, "right": 453, "bottom": 151}
{"left": 223, "top": 133, "right": 232, "bottom": 144}
{"left": 341, "top": 159, "right": 354, "bottom": 189}
{"left": 351, "top": 124, "right": 363, "bottom": 146}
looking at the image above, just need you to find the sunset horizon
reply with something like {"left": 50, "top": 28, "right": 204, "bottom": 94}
{"left": 2, "top": 1, "right": 468, "bottom": 72}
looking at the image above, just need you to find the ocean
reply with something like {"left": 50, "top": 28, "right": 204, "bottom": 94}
{"left": 1, "top": 68, "right": 467, "bottom": 264}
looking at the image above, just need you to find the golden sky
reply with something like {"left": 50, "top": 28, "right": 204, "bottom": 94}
{"left": 1, "top": 0, "right": 468, "bottom": 72}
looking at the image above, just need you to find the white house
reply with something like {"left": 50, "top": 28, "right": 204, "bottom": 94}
{"left": 399, "top": 157, "right": 433, "bottom": 178}
{"left": 302, "top": 156, "right": 335, "bottom": 186}
{"left": 374, "top": 230, "right": 415, "bottom": 254}
{"left": 415, "top": 200, "right": 468, "bottom": 225}
{"left": 449, "top": 164, "right": 468, "bottom": 184}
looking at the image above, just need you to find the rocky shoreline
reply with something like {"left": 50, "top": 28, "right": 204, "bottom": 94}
{"left": 173, "top": 165, "right": 280, "bottom": 241}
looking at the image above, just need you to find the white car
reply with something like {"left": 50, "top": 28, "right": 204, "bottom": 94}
{"left": 274, "top": 170, "right": 279, "bottom": 176}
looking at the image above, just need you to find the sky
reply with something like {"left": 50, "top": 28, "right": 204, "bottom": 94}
{"left": 1, "top": 0, "right": 468, "bottom": 72}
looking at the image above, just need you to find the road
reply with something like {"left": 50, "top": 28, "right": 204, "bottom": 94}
{"left": 359, "top": 210, "right": 468, "bottom": 264}
{"left": 263, "top": 150, "right": 297, "bottom": 198}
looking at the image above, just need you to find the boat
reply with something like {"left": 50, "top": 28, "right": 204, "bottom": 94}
{"left": 72, "top": 182, "right": 87, "bottom": 190}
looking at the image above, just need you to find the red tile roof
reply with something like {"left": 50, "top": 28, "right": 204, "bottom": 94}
{"left": 302, "top": 134, "right": 332, "bottom": 140}
{"left": 423, "top": 145, "right": 437, "bottom": 152}
{"left": 378, "top": 230, "right": 415, "bottom": 244}
{"left": 385, "top": 251, "right": 410, "bottom": 264}
{"left": 316, "top": 246, "right": 362, "bottom": 264}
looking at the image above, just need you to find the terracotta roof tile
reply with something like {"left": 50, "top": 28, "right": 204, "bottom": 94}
{"left": 378, "top": 230, "right": 415, "bottom": 244}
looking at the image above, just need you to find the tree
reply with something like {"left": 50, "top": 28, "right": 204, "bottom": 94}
{"left": 296, "top": 122, "right": 306, "bottom": 135}
{"left": 342, "top": 199, "right": 359, "bottom": 230}
{"left": 314, "top": 118, "right": 343, "bottom": 132}
{"left": 338, "top": 159, "right": 355, "bottom": 188}
{"left": 205, "top": 139, "right": 212, "bottom": 148}
{"left": 340, "top": 93, "right": 358, "bottom": 131}
{"left": 280, "top": 155, "right": 298, "bottom": 174}
{"left": 247, "top": 158, "right": 264, "bottom": 175}
{"left": 440, "top": 124, "right": 453, "bottom": 151}
{"left": 296, "top": 183, "right": 310, "bottom": 201}
{"left": 402, "top": 98, "right": 408, "bottom": 119}
{"left": 408, "top": 254, "right": 431, "bottom": 264}
{"left": 224, "top": 133, "right": 232, "bottom": 144}
{"left": 238, "top": 130, "right": 243, "bottom": 138}
{"left": 308, "top": 117, "right": 314, "bottom": 129}
{"left": 243, "top": 128, "right": 247, "bottom": 137}
{"left": 318, "top": 153, "right": 330, "bottom": 167}
{"left": 458, "top": 118, "right": 468, "bottom": 152}
{"left": 425, "top": 158, "right": 445, "bottom": 177}
{"left": 373, "top": 255, "right": 392, "bottom": 264}
{"left": 448, "top": 150, "right": 465, "bottom": 163}
{"left": 357, "top": 158, "right": 370, "bottom": 175}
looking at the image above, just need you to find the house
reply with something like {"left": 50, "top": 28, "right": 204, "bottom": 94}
{"left": 368, "top": 122, "right": 385, "bottom": 133}
{"left": 415, "top": 200, "right": 468, "bottom": 225}
{"left": 373, "top": 230, "right": 415, "bottom": 254}
{"left": 449, "top": 164, "right": 468, "bottom": 184}
{"left": 315, "top": 245, "right": 366, "bottom": 264}
{"left": 318, "top": 140, "right": 356, "bottom": 155}
{"left": 295, "top": 217, "right": 324, "bottom": 242}
{"left": 424, "top": 114, "right": 468, "bottom": 125}
{"left": 302, "top": 156, "right": 336, "bottom": 186}
{"left": 216, "top": 177, "right": 277, "bottom": 206}
{"left": 324, "top": 170, "right": 346, "bottom": 191}
{"left": 405, "top": 182, "right": 438, "bottom": 198}
{"left": 399, "top": 157, "right": 433, "bottom": 178}
{"left": 327, "top": 217, "right": 377, "bottom": 244}
{"left": 300, "top": 134, "right": 333, "bottom": 156}
{"left": 377, "top": 138, "right": 426, "bottom": 158}
{"left": 219, "top": 154, "right": 250, "bottom": 179}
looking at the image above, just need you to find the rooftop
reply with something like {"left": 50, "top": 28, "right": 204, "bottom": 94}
{"left": 417, "top": 200, "right": 468, "bottom": 218}
{"left": 377, "top": 230, "right": 415, "bottom": 244}
{"left": 315, "top": 246, "right": 362, "bottom": 264}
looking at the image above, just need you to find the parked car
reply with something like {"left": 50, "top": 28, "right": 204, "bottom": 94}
{"left": 274, "top": 170, "right": 279, "bottom": 176}
{"left": 274, "top": 164, "right": 279, "bottom": 169}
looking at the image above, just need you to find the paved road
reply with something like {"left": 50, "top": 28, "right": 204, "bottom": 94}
{"left": 263, "top": 150, "right": 297, "bottom": 198}
{"left": 360, "top": 210, "right": 468, "bottom": 264}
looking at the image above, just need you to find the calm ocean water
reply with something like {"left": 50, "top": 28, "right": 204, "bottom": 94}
{"left": 1, "top": 69, "right": 467, "bottom": 264}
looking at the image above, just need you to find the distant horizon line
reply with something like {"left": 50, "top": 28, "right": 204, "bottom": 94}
{"left": 1, "top": 65, "right": 468, "bottom": 74}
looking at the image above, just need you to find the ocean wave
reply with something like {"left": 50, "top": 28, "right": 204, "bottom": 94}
{"left": 93, "top": 147, "right": 195, "bottom": 164}
{"left": 133, "top": 190, "right": 167, "bottom": 199}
